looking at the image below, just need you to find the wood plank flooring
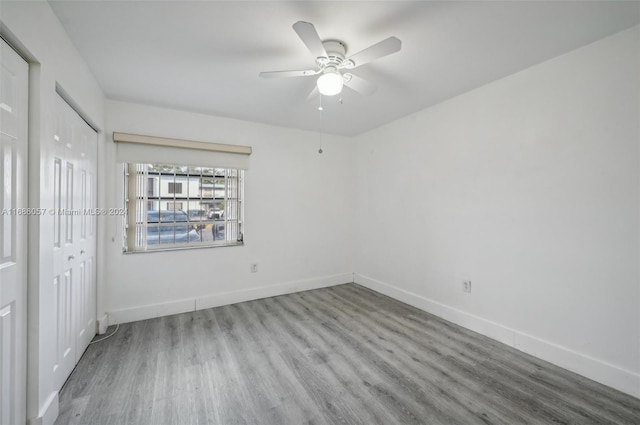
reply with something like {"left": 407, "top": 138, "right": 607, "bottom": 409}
{"left": 56, "top": 284, "right": 640, "bottom": 425}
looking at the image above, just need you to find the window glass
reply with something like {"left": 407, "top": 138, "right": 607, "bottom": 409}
{"left": 124, "top": 163, "right": 244, "bottom": 252}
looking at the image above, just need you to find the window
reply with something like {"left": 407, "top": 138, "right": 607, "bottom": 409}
{"left": 124, "top": 163, "right": 244, "bottom": 252}
{"left": 167, "top": 182, "right": 182, "bottom": 194}
{"left": 166, "top": 201, "right": 183, "bottom": 211}
{"left": 114, "top": 131, "right": 251, "bottom": 252}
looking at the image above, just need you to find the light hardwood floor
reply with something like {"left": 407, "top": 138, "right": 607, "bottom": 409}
{"left": 56, "top": 284, "right": 640, "bottom": 424}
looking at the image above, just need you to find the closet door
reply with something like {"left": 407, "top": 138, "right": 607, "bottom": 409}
{"left": 70, "top": 102, "right": 97, "bottom": 363}
{"left": 52, "top": 95, "right": 98, "bottom": 391}
{"left": 0, "top": 38, "right": 28, "bottom": 425}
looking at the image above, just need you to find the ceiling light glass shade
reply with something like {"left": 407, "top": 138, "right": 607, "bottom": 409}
{"left": 317, "top": 68, "right": 343, "bottom": 96}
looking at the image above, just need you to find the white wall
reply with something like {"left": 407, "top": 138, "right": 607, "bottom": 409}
{"left": 354, "top": 26, "right": 640, "bottom": 397}
{"left": 3, "top": 4, "right": 637, "bottom": 422}
{"left": 103, "top": 100, "right": 355, "bottom": 324}
{"left": 0, "top": 2, "right": 106, "bottom": 425}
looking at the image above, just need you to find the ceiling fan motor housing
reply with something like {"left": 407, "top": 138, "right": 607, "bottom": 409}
{"left": 317, "top": 40, "right": 348, "bottom": 68}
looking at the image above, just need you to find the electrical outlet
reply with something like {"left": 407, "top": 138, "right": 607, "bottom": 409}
{"left": 462, "top": 280, "right": 472, "bottom": 293}
{"left": 250, "top": 263, "right": 258, "bottom": 273}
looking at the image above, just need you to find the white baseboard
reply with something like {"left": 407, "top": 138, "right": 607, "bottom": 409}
{"left": 354, "top": 273, "right": 640, "bottom": 399}
{"left": 196, "top": 272, "right": 353, "bottom": 310}
{"left": 27, "top": 391, "right": 58, "bottom": 425}
{"left": 108, "top": 273, "right": 353, "bottom": 325}
{"left": 108, "top": 298, "right": 196, "bottom": 325}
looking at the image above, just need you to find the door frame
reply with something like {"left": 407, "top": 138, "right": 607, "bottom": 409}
{"left": 0, "top": 35, "right": 29, "bottom": 425}
{"left": 1, "top": 24, "right": 103, "bottom": 425}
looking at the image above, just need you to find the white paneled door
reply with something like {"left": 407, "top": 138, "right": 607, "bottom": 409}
{"left": 52, "top": 95, "right": 97, "bottom": 391}
{"left": 0, "top": 39, "right": 28, "bottom": 425}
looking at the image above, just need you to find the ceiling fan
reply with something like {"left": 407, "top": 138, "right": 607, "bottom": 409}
{"left": 259, "top": 21, "right": 401, "bottom": 98}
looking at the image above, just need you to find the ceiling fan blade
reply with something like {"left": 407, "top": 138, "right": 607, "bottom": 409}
{"left": 259, "top": 69, "right": 318, "bottom": 78}
{"left": 293, "top": 21, "right": 327, "bottom": 59}
{"left": 306, "top": 86, "right": 319, "bottom": 103}
{"left": 343, "top": 73, "right": 377, "bottom": 95}
{"left": 344, "top": 36, "right": 401, "bottom": 68}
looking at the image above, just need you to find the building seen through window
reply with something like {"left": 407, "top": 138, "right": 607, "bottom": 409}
{"left": 124, "top": 163, "right": 243, "bottom": 252}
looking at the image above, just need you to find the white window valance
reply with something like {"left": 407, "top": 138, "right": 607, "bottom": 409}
{"left": 113, "top": 132, "right": 251, "bottom": 169}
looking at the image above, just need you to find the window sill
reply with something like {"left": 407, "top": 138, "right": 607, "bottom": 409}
{"left": 123, "top": 240, "right": 244, "bottom": 254}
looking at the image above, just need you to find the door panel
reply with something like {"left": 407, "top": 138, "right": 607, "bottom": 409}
{"left": 1, "top": 304, "right": 16, "bottom": 425}
{"left": 52, "top": 94, "right": 98, "bottom": 389}
{"left": 72, "top": 108, "right": 97, "bottom": 360}
{"left": 52, "top": 96, "right": 75, "bottom": 390}
{"left": 0, "top": 38, "right": 28, "bottom": 425}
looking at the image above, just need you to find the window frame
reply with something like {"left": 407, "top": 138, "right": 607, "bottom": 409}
{"left": 123, "top": 163, "right": 244, "bottom": 253}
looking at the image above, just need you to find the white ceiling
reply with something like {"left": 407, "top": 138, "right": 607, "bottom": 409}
{"left": 49, "top": 1, "right": 640, "bottom": 136}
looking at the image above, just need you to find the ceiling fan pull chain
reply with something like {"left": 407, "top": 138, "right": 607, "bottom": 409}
{"left": 318, "top": 97, "right": 324, "bottom": 154}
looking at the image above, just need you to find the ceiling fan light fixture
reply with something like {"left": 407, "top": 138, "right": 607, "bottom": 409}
{"left": 260, "top": 22, "right": 401, "bottom": 100}
{"left": 317, "top": 67, "right": 343, "bottom": 96}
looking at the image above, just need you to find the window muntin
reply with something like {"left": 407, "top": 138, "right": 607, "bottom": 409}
{"left": 124, "top": 163, "right": 243, "bottom": 252}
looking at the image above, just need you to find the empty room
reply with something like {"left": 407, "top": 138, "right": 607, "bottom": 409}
{"left": 1, "top": 1, "right": 639, "bottom": 424}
